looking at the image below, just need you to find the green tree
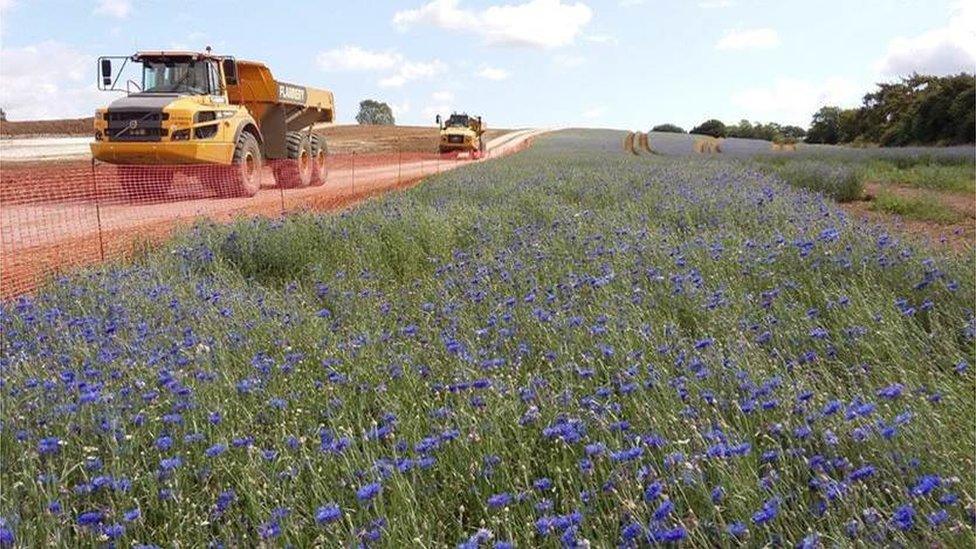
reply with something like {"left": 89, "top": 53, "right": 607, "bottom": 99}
{"left": 780, "top": 125, "right": 807, "bottom": 140}
{"left": 726, "top": 119, "right": 753, "bottom": 139}
{"left": 690, "top": 119, "right": 727, "bottom": 138}
{"left": 355, "top": 100, "right": 395, "bottom": 125}
{"left": 806, "top": 106, "right": 842, "bottom": 144}
{"left": 651, "top": 123, "right": 685, "bottom": 133}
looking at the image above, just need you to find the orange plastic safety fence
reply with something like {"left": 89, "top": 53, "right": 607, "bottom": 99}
{"left": 1, "top": 138, "right": 533, "bottom": 299}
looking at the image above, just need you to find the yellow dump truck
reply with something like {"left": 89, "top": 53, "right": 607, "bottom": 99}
{"left": 92, "top": 50, "right": 334, "bottom": 197}
{"left": 436, "top": 113, "right": 485, "bottom": 157}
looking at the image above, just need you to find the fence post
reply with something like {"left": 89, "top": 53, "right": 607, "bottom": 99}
{"left": 279, "top": 162, "right": 286, "bottom": 215}
{"left": 90, "top": 159, "right": 106, "bottom": 262}
{"left": 352, "top": 151, "right": 356, "bottom": 197}
{"left": 397, "top": 137, "right": 402, "bottom": 186}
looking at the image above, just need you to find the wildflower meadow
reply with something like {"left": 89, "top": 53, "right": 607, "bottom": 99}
{"left": 1, "top": 130, "right": 973, "bottom": 547}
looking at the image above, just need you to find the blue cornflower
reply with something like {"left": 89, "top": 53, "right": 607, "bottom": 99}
{"left": 315, "top": 504, "right": 342, "bottom": 525}
{"left": 0, "top": 522, "right": 11, "bottom": 547}
{"left": 38, "top": 437, "right": 61, "bottom": 455}
{"left": 644, "top": 480, "right": 663, "bottom": 502}
{"left": 928, "top": 509, "right": 949, "bottom": 526}
{"left": 651, "top": 499, "right": 674, "bottom": 522}
{"left": 892, "top": 504, "right": 915, "bottom": 531}
{"left": 610, "top": 446, "right": 643, "bottom": 462}
{"left": 533, "top": 478, "right": 552, "bottom": 491}
{"left": 584, "top": 442, "right": 606, "bottom": 456}
{"left": 726, "top": 521, "right": 747, "bottom": 537}
{"left": 103, "top": 523, "right": 125, "bottom": 539}
{"left": 710, "top": 486, "right": 725, "bottom": 504}
{"left": 648, "top": 526, "right": 686, "bottom": 544}
{"left": 123, "top": 508, "right": 141, "bottom": 522}
{"left": 849, "top": 465, "right": 876, "bottom": 481}
{"left": 77, "top": 510, "right": 104, "bottom": 527}
{"left": 877, "top": 383, "right": 904, "bottom": 399}
{"left": 752, "top": 497, "right": 780, "bottom": 525}
{"left": 154, "top": 435, "right": 173, "bottom": 451}
{"left": 357, "top": 482, "right": 381, "bottom": 502}
{"left": 911, "top": 475, "right": 941, "bottom": 496}
{"left": 258, "top": 520, "right": 281, "bottom": 539}
{"left": 205, "top": 444, "right": 227, "bottom": 458}
{"left": 694, "top": 337, "right": 714, "bottom": 350}
{"left": 159, "top": 456, "right": 182, "bottom": 471}
{"left": 487, "top": 493, "right": 512, "bottom": 508}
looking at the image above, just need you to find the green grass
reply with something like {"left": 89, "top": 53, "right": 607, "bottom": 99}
{"left": 870, "top": 189, "right": 966, "bottom": 223}
{"left": 1, "top": 130, "right": 973, "bottom": 547}
{"left": 863, "top": 161, "right": 975, "bottom": 193}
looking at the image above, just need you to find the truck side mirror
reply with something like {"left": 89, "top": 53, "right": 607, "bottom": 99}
{"left": 222, "top": 58, "right": 238, "bottom": 86}
{"left": 435, "top": 114, "right": 441, "bottom": 127}
{"left": 100, "top": 59, "right": 112, "bottom": 87}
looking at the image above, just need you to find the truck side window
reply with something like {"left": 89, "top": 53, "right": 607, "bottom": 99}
{"left": 208, "top": 62, "right": 220, "bottom": 94}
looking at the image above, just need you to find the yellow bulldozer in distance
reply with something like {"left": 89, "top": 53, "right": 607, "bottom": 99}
{"left": 91, "top": 49, "right": 334, "bottom": 198}
{"left": 436, "top": 112, "right": 486, "bottom": 158}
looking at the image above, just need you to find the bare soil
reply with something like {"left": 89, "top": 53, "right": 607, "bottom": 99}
{"left": 843, "top": 181, "right": 975, "bottom": 251}
{"left": 1, "top": 118, "right": 94, "bottom": 137}
{"left": 317, "top": 125, "right": 510, "bottom": 154}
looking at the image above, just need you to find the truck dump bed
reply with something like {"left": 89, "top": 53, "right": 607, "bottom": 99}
{"left": 226, "top": 60, "right": 335, "bottom": 158}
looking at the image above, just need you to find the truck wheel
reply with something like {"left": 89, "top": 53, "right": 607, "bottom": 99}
{"left": 274, "top": 131, "right": 313, "bottom": 188}
{"left": 119, "top": 166, "right": 172, "bottom": 201}
{"left": 310, "top": 135, "right": 328, "bottom": 186}
{"left": 227, "top": 131, "right": 263, "bottom": 197}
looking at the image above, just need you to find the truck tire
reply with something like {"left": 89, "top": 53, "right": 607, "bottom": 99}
{"left": 119, "top": 166, "right": 172, "bottom": 201}
{"left": 310, "top": 135, "right": 328, "bottom": 186}
{"left": 226, "top": 131, "right": 263, "bottom": 197}
{"left": 274, "top": 132, "right": 313, "bottom": 188}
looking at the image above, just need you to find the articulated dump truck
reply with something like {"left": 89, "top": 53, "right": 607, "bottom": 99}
{"left": 436, "top": 112, "right": 486, "bottom": 158}
{"left": 92, "top": 50, "right": 334, "bottom": 198}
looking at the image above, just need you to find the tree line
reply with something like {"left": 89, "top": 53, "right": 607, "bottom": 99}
{"left": 806, "top": 73, "right": 974, "bottom": 145}
{"left": 654, "top": 73, "right": 974, "bottom": 147}
{"left": 652, "top": 120, "right": 806, "bottom": 142}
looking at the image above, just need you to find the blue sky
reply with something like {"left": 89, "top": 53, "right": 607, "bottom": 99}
{"left": 1, "top": 0, "right": 973, "bottom": 129}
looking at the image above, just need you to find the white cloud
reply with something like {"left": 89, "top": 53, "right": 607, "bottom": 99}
{"left": 432, "top": 90, "right": 455, "bottom": 102}
{"left": 715, "top": 28, "right": 780, "bottom": 51}
{"left": 391, "top": 100, "right": 411, "bottom": 118}
{"left": 583, "top": 34, "right": 617, "bottom": 45}
{"left": 581, "top": 105, "right": 606, "bottom": 119}
{"left": 553, "top": 54, "right": 585, "bottom": 68}
{"left": 379, "top": 59, "right": 448, "bottom": 87}
{"left": 699, "top": 0, "right": 735, "bottom": 8}
{"left": 393, "top": 0, "right": 593, "bottom": 49}
{"left": 317, "top": 45, "right": 401, "bottom": 72}
{"left": 476, "top": 66, "right": 510, "bottom": 80}
{"left": 93, "top": 0, "right": 131, "bottom": 19}
{"left": 0, "top": 41, "right": 103, "bottom": 120}
{"left": 423, "top": 104, "right": 452, "bottom": 119}
{"left": 875, "top": 1, "right": 976, "bottom": 77}
{"left": 0, "top": 0, "right": 17, "bottom": 11}
{"left": 315, "top": 45, "right": 445, "bottom": 88}
{"left": 730, "top": 77, "right": 861, "bottom": 127}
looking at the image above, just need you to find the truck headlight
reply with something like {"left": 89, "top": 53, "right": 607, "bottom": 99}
{"left": 171, "top": 129, "right": 190, "bottom": 141}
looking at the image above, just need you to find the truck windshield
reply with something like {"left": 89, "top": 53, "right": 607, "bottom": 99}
{"left": 446, "top": 115, "right": 470, "bottom": 127}
{"left": 142, "top": 60, "right": 215, "bottom": 94}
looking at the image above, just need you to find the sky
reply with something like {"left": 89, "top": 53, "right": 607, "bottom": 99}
{"left": 1, "top": 0, "right": 974, "bottom": 130}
